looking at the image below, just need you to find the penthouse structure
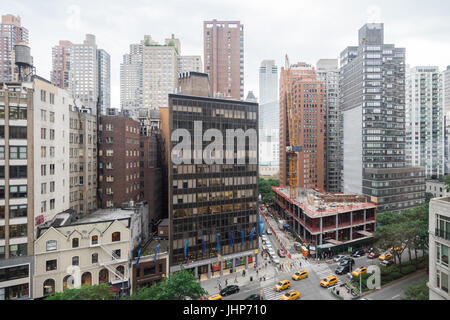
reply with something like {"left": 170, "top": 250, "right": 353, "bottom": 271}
{"left": 272, "top": 187, "right": 377, "bottom": 253}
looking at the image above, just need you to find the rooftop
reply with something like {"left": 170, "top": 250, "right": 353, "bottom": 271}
{"left": 141, "top": 239, "right": 169, "bottom": 257}
{"left": 273, "top": 187, "right": 375, "bottom": 217}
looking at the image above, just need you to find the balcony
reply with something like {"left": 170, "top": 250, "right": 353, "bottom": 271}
{"left": 435, "top": 229, "right": 450, "bottom": 242}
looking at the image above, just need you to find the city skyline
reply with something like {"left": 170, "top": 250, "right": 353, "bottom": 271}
{"left": 2, "top": 0, "right": 450, "bottom": 107}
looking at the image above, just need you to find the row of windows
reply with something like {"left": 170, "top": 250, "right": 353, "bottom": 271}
{"left": 0, "top": 126, "right": 27, "bottom": 139}
{"left": 0, "top": 166, "right": 27, "bottom": 179}
{"left": 0, "top": 105, "right": 27, "bottom": 120}
{"left": 45, "top": 232, "right": 121, "bottom": 251}
{"left": 0, "top": 185, "right": 27, "bottom": 200}
{"left": 0, "top": 224, "right": 27, "bottom": 239}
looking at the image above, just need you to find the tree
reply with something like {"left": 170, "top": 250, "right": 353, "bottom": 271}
{"left": 259, "top": 178, "right": 279, "bottom": 206}
{"left": 402, "top": 279, "right": 429, "bottom": 300}
{"left": 45, "top": 283, "right": 116, "bottom": 300}
{"left": 123, "top": 266, "right": 208, "bottom": 300}
{"left": 444, "top": 175, "right": 450, "bottom": 193}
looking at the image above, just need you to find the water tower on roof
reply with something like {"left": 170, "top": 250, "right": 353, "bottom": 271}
{"left": 14, "top": 42, "right": 35, "bottom": 81}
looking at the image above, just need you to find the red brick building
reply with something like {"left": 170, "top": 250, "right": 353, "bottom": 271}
{"left": 280, "top": 62, "right": 325, "bottom": 190}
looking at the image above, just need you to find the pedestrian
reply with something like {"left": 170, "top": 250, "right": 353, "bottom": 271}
{"left": 256, "top": 269, "right": 259, "bottom": 276}
{"left": 263, "top": 275, "right": 266, "bottom": 281}
{"left": 299, "top": 261, "right": 302, "bottom": 267}
{"left": 225, "top": 279, "right": 228, "bottom": 286}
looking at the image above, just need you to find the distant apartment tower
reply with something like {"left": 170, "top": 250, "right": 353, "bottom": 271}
{"left": 69, "top": 105, "right": 98, "bottom": 216}
{"left": 340, "top": 23, "right": 425, "bottom": 213}
{"left": 317, "top": 59, "right": 341, "bottom": 193}
{"left": 178, "top": 56, "right": 202, "bottom": 74}
{"left": 161, "top": 72, "right": 259, "bottom": 277}
{"left": 279, "top": 62, "right": 325, "bottom": 190}
{"left": 443, "top": 66, "right": 450, "bottom": 174}
{"left": 50, "top": 40, "right": 72, "bottom": 90}
{"left": 97, "top": 49, "right": 111, "bottom": 115}
{"left": 203, "top": 20, "right": 244, "bottom": 100}
{"left": 120, "top": 43, "right": 144, "bottom": 119}
{"left": 258, "top": 60, "right": 279, "bottom": 170}
{"left": 406, "top": 66, "right": 444, "bottom": 178}
{"left": 0, "top": 15, "right": 29, "bottom": 82}
{"left": 142, "top": 35, "right": 179, "bottom": 110}
{"left": 428, "top": 197, "right": 450, "bottom": 300}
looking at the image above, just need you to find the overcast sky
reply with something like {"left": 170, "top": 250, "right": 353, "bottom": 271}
{"left": 3, "top": 0, "right": 450, "bottom": 107}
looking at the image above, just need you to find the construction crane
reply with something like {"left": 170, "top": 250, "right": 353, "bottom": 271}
{"left": 284, "top": 54, "right": 301, "bottom": 200}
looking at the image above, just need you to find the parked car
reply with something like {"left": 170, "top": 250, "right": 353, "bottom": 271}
{"left": 340, "top": 257, "right": 355, "bottom": 267}
{"left": 275, "top": 280, "right": 291, "bottom": 292}
{"left": 268, "top": 249, "right": 276, "bottom": 256}
{"left": 220, "top": 285, "right": 240, "bottom": 297}
{"left": 278, "top": 249, "right": 287, "bottom": 258}
{"left": 280, "top": 290, "right": 301, "bottom": 300}
{"left": 245, "top": 294, "right": 263, "bottom": 300}
{"left": 333, "top": 255, "right": 346, "bottom": 263}
{"left": 367, "top": 252, "right": 380, "bottom": 259}
{"left": 351, "top": 249, "right": 366, "bottom": 258}
{"left": 266, "top": 229, "right": 273, "bottom": 235}
{"left": 294, "top": 243, "right": 303, "bottom": 252}
{"left": 335, "top": 265, "right": 351, "bottom": 275}
{"left": 272, "top": 257, "right": 281, "bottom": 265}
{"left": 380, "top": 260, "right": 394, "bottom": 267}
{"left": 208, "top": 294, "right": 223, "bottom": 300}
{"left": 320, "top": 276, "right": 338, "bottom": 288}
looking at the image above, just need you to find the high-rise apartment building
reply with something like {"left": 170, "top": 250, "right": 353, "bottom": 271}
{"left": 406, "top": 66, "right": 444, "bottom": 178}
{"left": 203, "top": 20, "right": 244, "bottom": 100}
{"left": 120, "top": 43, "right": 144, "bottom": 119}
{"left": 443, "top": 66, "right": 450, "bottom": 174}
{"left": 50, "top": 40, "right": 72, "bottom": 90}
{"left": 0, "top": 15, "right": 30, "bottom": 82}
{"left": 279, "top": 62, "right": 325, "bottom": 190}
{"left": 161, "top": 72, "right": 259, "bottom": 278}
{"left": 258, "top": 60, "right": 279, "bottom": 172}
{"left": 142, "top": 35, "right": 179, "bottom": 110}
{"left": 69, "top": 105, "right": 98, "bottom": 216}
{"left": 443, "top": 66, "right": 450, "bottom": 114}
{"left": 317, "top": 59, "right": 341, "bottom": 193}
{"left": 52, "top": 34, "right": 110, "bottom": 115}
{"left": 340, "top": 23, "right": 425, "bottom": 213}
{"left": 178, "top": 56, "right": 202, "bottom": 74}
{"left": 428, "top": 197, "right": 450, "bottom": 300}
{"left": 97, "top": 49, "right": 111, "bottom": 115}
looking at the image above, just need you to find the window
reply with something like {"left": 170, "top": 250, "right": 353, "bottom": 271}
{"left": 46, "top": 260, "right": 57, "bottom": 271}
{"left": 0, "top": 146, "right": 4, "bottom": 160}
{"left": 0, "top": 265, "right": 29, "bottom": 282}
{"left": 9, "top": 205, "right": 27, "bottom": 219}
{"left": 9, "top": 126, "right": 27, "bottom": 139}
{"left": 0, "top": 105, "right": 4, "bottom": 119}
{"left": 49, "top": 93, "right": 55, "bottom": 104}
{"left": 91, "top": 235, "right": 98, "bottom": 245}
{"left": 41, "top": 183, "right": 47, "bottom": 195}
{"left": 9, "top": 166, "right": 27, "bottom": 179}
{"left": 144, "top": 266, "right": 156, "bottom": 275}
{"left": 49, "top": 129, "right": 55, "bottom": 140}
{"left": 0, "top": 206, "right": 4, "bottom": 220}
{"left": 46, "top": 240, "right": 57, "bottom": 251}
{"left": 0, "top": 166, "right": 3, "bottom": 179}
{"left": 9, "top": 106, "right": 27, "bottom": 120}
{"left": 9, "top": 224, "right": 27, "bottom": 238}
{"left": 41, "top": 165, "right": 46, "bottom": 176}
{"left": 92, "top": 253, "right": 98, "bottom": 264}
{"left": 50, "top": 164, "right": 55, "bottom": 175}
{"left": 41, "top": 109, "right": 47, "bottom": 121}
{"left": 112, "top": 232, "right": 120, "bottom": 242}
{"left": 41, "top": 128, "right": 46, "bottom": 139}
{"left": 50, "top": 199, "right": 55, "bottom": 210}
{"left": 9, "top": 146, "right": 26, "bottom": 159}
{"left": 40, "top": 90, "right": 47, "bottom": 102}
{"left": 72, "top": 238, "right": 79, "bottom": 248}
{"left": 9, "top": 244, "right": 27, "bottom": 257}
{"left": 9, "top": 185, "right": 27, "bottom": 198}
{"left": 72, "top": 256, "right": 79, "bottom": 266}
{"left": 0, "top": 186, "right": 4, "bottom": 200}
{"left": 50, "top": 181, "right": 55, "bottom": 193}
{"left": 40, "top": 201, "right": 46, "bottom": 213}
{"left": 49, "top": 112, "right": 55, "bottom": 123}
{"left": 113, "top": 249, "right": 121, "bottom": 258}
{"left": 41, "top": 146, "right": 46, "bottom": 158}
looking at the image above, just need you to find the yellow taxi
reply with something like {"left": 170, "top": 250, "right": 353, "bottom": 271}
{"left": 320, "top": 276, "right": 338, "bottom": 288}
{"left": 280, "top": 290, "right": 301, "bottom": 300}
{"left": 379, "top": 253, "right": 393, "bottom": 261}
{"left": 391, "top": 245, "right": 404, "bottom": 252}
{"left": 275, "top": 280, "right": 291, "bottom": 292}
{"left": 208, "top": 294, "right": 223, "bottom": 300}
{"left": 292, "top": 270, "right": 309, "bottom": 281}
{"left": 352, "top": 267, "right": 368, "bottom": 278}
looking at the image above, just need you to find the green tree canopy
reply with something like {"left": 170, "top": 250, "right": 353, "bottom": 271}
{"left": 259, "top": 178, "right": 279, "bottom": 206}
{"left": 122, "top": 266, "right": 208, "bottom": 300}
{"left": 402, "top": 279, "right": 429, "bottom": 300}
{"left": 45, "top": 283, "right": 116, "bottom": 300}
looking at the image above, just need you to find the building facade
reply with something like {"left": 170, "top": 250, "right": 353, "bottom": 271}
{"left": 203, "top": 20, "right": 244, "bottom": 100}
{"left": 120, "top": 43, "right": 144, "bottom": 119}
{"left": 69, "top": 105, "right": 97, "bottom": 216}
{"left": 97, "top": 49, "right": 111, "bottom": 115}
{"left": 426, "top": 180, "right": 450, "bottom": 199}
{"left": 162, "top": 73, "right": 259, "bottom": 278}
{"left": 0, "top": 15, "right": 29, "bottom": 82}
{"left": 0, "top": 81, "right": 35, "bottom": 300}
{"left": 339, "top": 23, "right": 425, "bottom": 213}
{"left": 279, "top": 62, "right": 325, "bottom": 190}
{"left": 258, "top": 60, "right": 279, "bottom": 171}
{"left": 178, "top": 56, "right": 202, "bottom": 74}
{"left": 50, "top": 40, "right": 72, "bottom": 90}
{"left": 406, "top": 66, "right": 444, "bottom": 178}
{"left": 317, "top": 59, "right": 341, "bottom": 193}
{"left": 428, "top": 197, "right": 450, "bottom": 300}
